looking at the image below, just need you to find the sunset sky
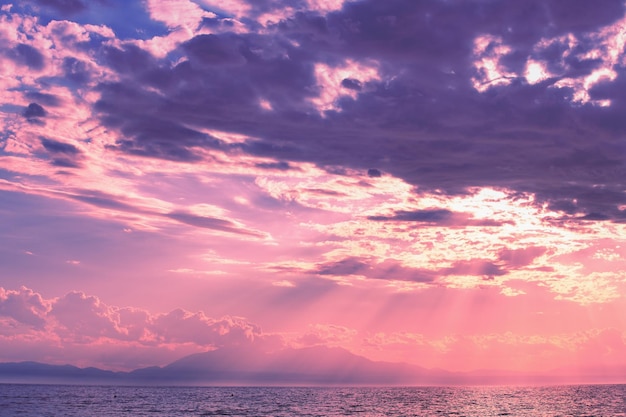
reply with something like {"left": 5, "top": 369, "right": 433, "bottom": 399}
{"left": 1, "top": 0, "right": 626, "bottom": 380}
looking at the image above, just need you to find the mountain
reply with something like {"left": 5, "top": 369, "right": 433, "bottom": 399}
{"left": 1, "top": 347, "right": 624, "bottom": 385}
{"left": 0, "top": 346, "right": 455, "bottom": 386}
{"left": 0, "top": 361, "right": 124, "bottom": 385}
{"left": 141, "top": 345, "right": 457, "bottom": 385}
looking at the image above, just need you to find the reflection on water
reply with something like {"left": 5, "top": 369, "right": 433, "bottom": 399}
{"left": 0, "top": 384, "right": 625, "bottom": 416}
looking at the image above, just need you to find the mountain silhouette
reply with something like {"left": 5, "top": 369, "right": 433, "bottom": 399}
{"left": 0, "top": 346, "right": 454, "bottom": 385}
{"left": 0, "top": 361, "right": 123, "bottom": 384}
{"left": 1, "top": 346, "right": 623, "bottom": 385}
{"left": 144, "top": 345, "right": 452, "bottom": 384}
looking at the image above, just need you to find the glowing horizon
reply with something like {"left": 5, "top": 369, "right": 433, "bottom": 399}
{"left": 1, "top": 0, "right": 626, "bottom": 383}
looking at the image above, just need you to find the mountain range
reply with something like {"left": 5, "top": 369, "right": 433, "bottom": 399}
{"left": 0, "top": 346, "right": 624, "bottom": 386}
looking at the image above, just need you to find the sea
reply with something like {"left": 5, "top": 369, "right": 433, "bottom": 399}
{"left": 0, "top": 384, "right": 625, "bottom": 416}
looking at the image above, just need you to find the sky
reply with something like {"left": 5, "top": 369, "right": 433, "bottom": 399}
{"left": 1, "top": 0, "right": 626, "bottom": 381}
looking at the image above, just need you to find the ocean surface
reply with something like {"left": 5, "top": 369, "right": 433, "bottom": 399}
{"left": 1, "top": 384, "right": 625, "bottom": 416}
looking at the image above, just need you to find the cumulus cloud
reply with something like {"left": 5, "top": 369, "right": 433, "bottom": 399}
{"left": 0, "top": 286, "right": 50, "bottom": 329}
{"left": 150, "top": 310, "right": 263, "bottom": 347}
{"left": 50, "top": 291, "right": 124, "bottom": 341}
{"left": 296, "top": 323, "right": 357, "bottom": 347}
{"left": 146, "top": 0, "right": 215, "bottom": 31}
{"left": 1, "top": 287, "right": 278, "bottom": 353}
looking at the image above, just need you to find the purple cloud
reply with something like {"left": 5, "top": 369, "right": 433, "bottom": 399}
{"left": 23, "top": 103, "right": 47, "bottom": 119}
{"left": 33, "top": 0, "right": 87, "bottom": 15}
{"left": 368, "top": 209, "right": 506, "bottom": 227}
{"left": 72, "top": 0, "right": 626, "bottom": 224}
{"left": 316, "top": 257, "right": 434, "bottom": 282}
{"left": 8, "top": 44, "right": 45, "bottom": 70}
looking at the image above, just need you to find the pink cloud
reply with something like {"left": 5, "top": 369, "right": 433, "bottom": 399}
{"left": 198, "top": 0, "right": 251, "bottom": 19}
{"left": 0, "top": 284, "right": 625, "bottom": 378}
{"left": 362, "top": 328, "right": 626, "bottom": 374}
{"left": 576, "top": 328, "right": 626, "bottom": 366}
{"left": 146, "top": 0, "right": 215, "bottom": 30}
{"left": 0, "top": 286, "right": 50, "bottom": 329}
{"left": 46, "top": 20, "right": 114, "bottom": 48}
{"left": 46, "top": 290, "right": 275, "bottom": 349}
{"left": 117, "top": 307, "right": 153, "bottom": 341}
{"left": 0, "top": 287, "right": 284, "bottom": 369}
{"left": 295, "top": 323, "right": 357, "bottom": 347}
{"left": 497, "top": 246, "right": 547, "bottom": 268}
{"left": 49, "top": 291, "right": 124, "bottom": 341}
{"left": 150, "top": 310, "right": 263, "bottom": 347}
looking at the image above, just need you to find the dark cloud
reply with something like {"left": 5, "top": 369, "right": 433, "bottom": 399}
{"left": 367, "top": 168, "right": 381, "bottom": 177}
{"left": 316, "top": 257, "right": 434, "bottom": 282}
{"left": 580, "top": 212, "right": 611, "bottom": 221}
{"left": 546, "top": 0, "right": 624, "bottom": 32}
{"left": 41, "top": 138, "right": 79, "bottom": 155}
{"left": 33, "top": 0, "right": 87, "bottom": 14}
{"left": 166, "top": 211, "right": 263, "bottom": 237}
{"left": 50, "top": 158, "right": 81, "bottom": 168}
{"left": 370, "top": 209, "right": 454, "bottom": 223}
{"left": 182, "top": 34, "right": 247, "bottom": 66}
{"left": 304, "top": 188, "right": 346, "bottom": 196}
{"left": 94, "top": 29, "right": 319, "bottom": 145}
{"left": 255, "top": 161, "right": 293, "bottom": 171}
{"left": 40, "top": 138, "right": 83, "bottom": 168}
{"left": 498, "top": 246, "right": 547, "bottom": 268}
{"left": 101, "top": 44, "right": 158, "bottom": 76}
{"left": 440, "top": 259, "right": 506, "bottom": 278}
{"left": 85, "top": 0, "right": 626, "bottom": 222}
{"left": 23, "top": 103, "right": 46, "bottom": 119}
{"left": 368, "top": 209, "right": 505, "bottom": 227}
{"left": 342, "top": 78, "right": 362, "bottom": 91}
{"left": 69, "top": 191, "right": 139, "bottom": 211}
{"left": 104, "top": 117, "right": 210, "bottom": 162}
{"left": 316, "top": 247, "right": 550, "bottom": 282}
{"left": 9, "top": 44, "right": 45, "bottom": 70}
{"left": 317, "top": 257, "right": 367, "bottom": 276}
{"left": 24, "top": 93, "right": 60, "bottom": 107}
{"left": 63, "top": 57, "right": 91, "bottom": 84}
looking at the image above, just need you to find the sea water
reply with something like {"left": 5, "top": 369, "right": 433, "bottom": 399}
{"left": 1, "top": 384, "right": 625, "bottom": 416}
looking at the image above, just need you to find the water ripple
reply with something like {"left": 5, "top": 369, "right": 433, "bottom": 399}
{"left": 0, "top": 384, "right": 625, "bottom": 416}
